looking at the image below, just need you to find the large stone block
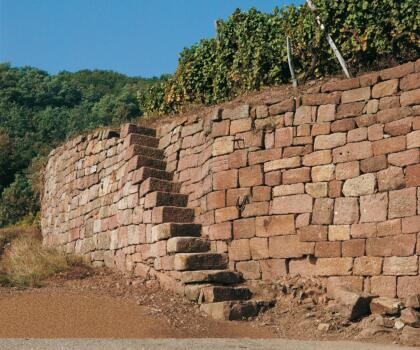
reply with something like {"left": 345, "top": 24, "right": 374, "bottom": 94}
{"left": 271, "top": 194, "right": 313, "bottom": 214}
{"left": 255, "top": 215, "right": 295, "bottom": 237}
{"left": 269, "top": 235, "right": 314, "bottom": 258}
{"left": 334, "top": 198, "right": 359, "bottom": 224}
{"left": 342, "top": 173, "right": 376, "bottom": 197}
{"left": 360, "top": 193, "right": 388, "bottom": 223}
{"left": 389, "top": 187, "right": 417, "bottom": 218}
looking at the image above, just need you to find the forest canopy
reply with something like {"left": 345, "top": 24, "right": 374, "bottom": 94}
{"left": 0, "top": 63, "right": 164, "bottom": 226}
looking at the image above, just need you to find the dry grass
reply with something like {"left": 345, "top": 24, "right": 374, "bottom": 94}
{"left": 0, "top": 225, "right": 79, "bottom": 287}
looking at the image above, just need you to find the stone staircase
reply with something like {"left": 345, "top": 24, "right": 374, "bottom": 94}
{"left": 121, "top": 123, "right": 273, "bottom": 320}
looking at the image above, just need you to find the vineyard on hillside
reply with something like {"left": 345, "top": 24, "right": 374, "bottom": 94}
{"left": 138, "top": 0, "right": 419, "bottom": 115}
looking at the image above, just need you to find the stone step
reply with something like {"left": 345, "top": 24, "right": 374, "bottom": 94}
{"left": 134, "top": 168, "right": 174, "bottom": 185}
{"left": 200, "top": 301, "right": 259, "bottom": 321}
{"left": 145, "top": 191, "right": 188, "bottom": 209}
{"left": 179, "top": 270, "right": 242, "bottom": 285}
{"left": 139, "top": 177, "right": 179, "bottom": 197}
{"left": 200, "top": 286, "right": 252, "bottom": 303}
{"left": 151, "top": 223, "right": 201, "bottom": 242}
{"left": 127, "top": 155, "right": 166, "bottom": 173}
{"left": 173, "top": 253, "right": 228, "bottom": 271}
{"left": 152, "top": 206, "right": 195, "bottom": 224}
{"left": 167, "top": 237, "right": 210, "bottom": 253}
{"left": 121, "top": 123, "right": 156, "bottom": 137}
{"left": 124, "top": 133, "right": 159, "bottom": 148}
{"left": 125, "top": 144, "right": 164, "bottom": 161}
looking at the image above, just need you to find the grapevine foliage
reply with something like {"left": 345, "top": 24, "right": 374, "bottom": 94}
{"left": 139, "top": 0, "right": 419, "bottom": 115}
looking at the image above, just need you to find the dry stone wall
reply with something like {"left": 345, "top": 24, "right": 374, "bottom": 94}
{"left": 42, "top": 61, "right": 420, "bottom": 299}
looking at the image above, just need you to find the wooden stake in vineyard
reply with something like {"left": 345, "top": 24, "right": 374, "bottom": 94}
{"left": 286, "top": 36, "right": 298, "bottom": 87}
{"left": 306, "top": 0, "right": 352, "bottom": 79}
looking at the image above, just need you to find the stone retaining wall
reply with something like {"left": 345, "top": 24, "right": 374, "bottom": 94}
{"left": 42, "top": 61, "right": 420, "bottom": 298}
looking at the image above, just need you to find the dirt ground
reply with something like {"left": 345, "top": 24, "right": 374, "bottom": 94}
{"left": 0, "top": 267, "right": 409, "bottom": 346}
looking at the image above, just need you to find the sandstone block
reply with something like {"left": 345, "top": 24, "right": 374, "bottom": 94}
{"left": 233, "top": 218, "right": 255, "bottom": 239}
{"left": 212, "top": 136, "right": 234, "bottom": 156}
{"left": 337, "top": 101, "right": 365, "bottom": 118}
{"left": 370, "top": 297, "right": 401, "bottom": 315}
{"left": 329, "top": 225, "right": 351, "bottom": 241}
{"left": 273, "top": 183, "right": 304, "bottom": 196}
{"left": 377, "top": 219, "right": 401, "bottom": 237}
{"left": 353, "top": 256, "right": 383, "bottom": 276}
{"left": 275, "top": 127, "right": 294, "bottom": 147}
{"left": 366, "top": 234, "right": 416, "bottom": 257}
{"left": 373, "top": 136, "right": 406, "bottom": 156}
{"left": 360, "top": 155, "right": 387, "bottom": 173}
{"left": 351, "top": 223, "right": 377, "bottom": 238}
{"left": 315, "top": 241, "right": 341, "bottom": 257}
{"left": 264, "top": 156, "right": 301, "bottom": 172}
{"left": 407, "top": 130, "right": 420, "bottom": 149}
{"left": 282, "top": 167, "right": 311, "bottom": 184}
{"left": 402, "top": 215, "right": 420, "bottom": 233}
{"left": 222, "top": 104, "right": 249, "bottom": 120}
{"left": 331, "top": 119, "right": 355, "bottom": 133}
{"left": 370, "top": 276, "right": 397, "bottom": 298}
{"left": 312, "top": 164, "right": 335, "bottom": 182}
{"left": 208, "top": 222, "right": 232, "bottom": 240}
{"left": 322, "top": 78, "right": 360, "bottom": 92}
{"left": 303, "top": 150, "right": 332, "bottom": 166}
{"left": 372, "top": 79, "right": 399, "bottom": 98}
{"left": 380, "top": 62, "right": 414, "bottom": 80}
{"left": 215, "top": 206, "right": 239, "bottom": 223}
{"left": 389, "top": 187, "right": 417, "bottom": 218}
{"left": 269, "top": 235, "right": 314, "bottom": 258}
{"left": 377, "top": 166, "right": 404, "bottom": 191}
{"left": 239, "top": 165, "right": 263, "bottom": 187}
{"left": 294, "top": 106, "right": 316, "bottom": 125}
{"left": 334, "top": 198, "right": 359, "bottom": 224}
{"left": 401, "top": 88, "right": 420, "bottom": 106}
{"left": 388, "top": 149, "right": 420, "bottom": 167}
{"left": 229, "top": 239, "right": 251, "bottom": 261}
{"left": 271, "top": 193, "right": 313, "bottom": 214}
{"left": 317, "top": 104, "right": 336, "bottom": 122}
{"left": 255, "top": 215, "right": 295, "bottom": 237}
{"left": 341, "top": 87, "right": 370, "bottom": 103}
{"left": 360, "top": 193, "right": 388, "bottom": 223}
{"left": 250, "top": 237, "right": 269, "bottom": 260}
{"left": 336, "top": 161, "right": 360, "bottom": 180}
{"left": 315, "top": 257, "right": 353, "bottom": 276}
{"left": 400, "top": 72, "right": 420, "bottom": 91}
{"left": 213, "top": 169, "right": 238, "bottom": 190}
{"left": 298, "top": 225, "right": 328, "bottom": 241}
{"left": 260, "top": 259, "right": 287, "bottom": 280}
{"left": 230, "top": 118, "right": 252, "bottom": 134}
{"left": 383, "top": 256, "right": 418, "bottom": 275}
{"left": 347, "top": 127, "right": 368, "bottom": 142}
{"left": 312, "top": 198, "right": 334, "bottom": 224}
{"left": 305, "top": 182, "right": 328, "bottom": 198}
{"left": 333, "top": 141, "right": 373, "bottom": 163}
{"left": 236, "top": 261, "right": 261, "bottom": 279}
{"left": 328, "top": 180, "right": 343, "bottom": 198}
{"left": 342, "top": 173, "right": 376, "bottom": 197}
{"left": 342, "top": 239, "right": 365, "bottom": 257}
{"left": 207, "top": 191, "right": 226, "bottom": 210}
{"left": 314, "top": 133, "right": 346, "bottom": 150}
{"left": 398, "top": 276, "right": 420, "bottom": 298}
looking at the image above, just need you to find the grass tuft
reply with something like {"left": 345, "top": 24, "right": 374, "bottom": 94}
{"left": 0, "top": 227, "right": 77, "bottom": 288}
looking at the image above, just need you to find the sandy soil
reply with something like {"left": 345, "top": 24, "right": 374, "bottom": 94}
{"left": 0, "top": 268, "right": 273, "bottom": 339}
{"left": 0, "top": 268, "right": 410, "bottom": 346}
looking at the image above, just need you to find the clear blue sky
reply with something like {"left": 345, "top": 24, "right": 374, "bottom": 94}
{"left": 0, "top": 0, "right": 302, "bottom": 78}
